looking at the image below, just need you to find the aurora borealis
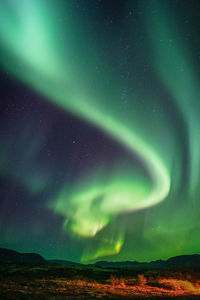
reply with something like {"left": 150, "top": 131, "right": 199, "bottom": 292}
{"left": 0, "top": 0, "right": 200, "bottom": 263}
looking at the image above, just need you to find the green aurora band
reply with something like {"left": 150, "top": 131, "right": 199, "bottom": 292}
{"left": 0, "top": 0, "right": 199, "bottom": 262}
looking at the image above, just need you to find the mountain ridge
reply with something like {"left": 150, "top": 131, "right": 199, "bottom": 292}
{"left": 0, "top": 247, "right": 200, "bottom": 269}
{"left": 0, "top": 247, "right": 47, "bottom": 265}
{"left": 94, "top": 254, "right": 200, "bottom": 269}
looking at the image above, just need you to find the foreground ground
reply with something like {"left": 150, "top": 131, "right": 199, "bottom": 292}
{"left": 1, "top": 263, "right": 200, "bottom": 299}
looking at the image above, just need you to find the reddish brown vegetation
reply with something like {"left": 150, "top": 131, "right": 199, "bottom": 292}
{"left": 1, "top": 276, "right": 200, "bottom": 299}
{"left": 1, "top": 263, "right": 200, "bottom": 299}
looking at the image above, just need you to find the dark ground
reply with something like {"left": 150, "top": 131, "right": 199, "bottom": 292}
{"left": 1, "top": 262, "right": 200, "bottom": 299}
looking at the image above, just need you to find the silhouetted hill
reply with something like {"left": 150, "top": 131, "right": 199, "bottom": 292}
{"left": 94, "top": 255, "right": 200, "bottom": 270}
{"left": 0, "top": 247, "right": 47, "bottom": 264}
{"left": 1, "top": 247, "right": 200, "bottom": 270}
{"left": 48, "top": 259, "right": 82, "bottom": 267}
{"left": 166, "top": 254, "right": 200, "bottom": 269}
{"left": 94, "top": 260, "right": 143, "bottom": 268}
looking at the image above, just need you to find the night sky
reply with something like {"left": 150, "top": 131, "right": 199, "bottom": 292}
{"left": 0, "top": 0, "right": 200, "bottom": 263}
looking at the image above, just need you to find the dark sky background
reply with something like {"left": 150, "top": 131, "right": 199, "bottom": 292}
{"left": 0, "top": 0, "right": 200, "bottom": 263}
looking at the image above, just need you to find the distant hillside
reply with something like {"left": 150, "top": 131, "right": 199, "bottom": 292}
{"left": 94, "top": 255, "right": 200, "bottom": 270}
{"left": 48, "top": 259, "right": 82, "bottom": 267}
{"left": 0, "top": 247, "right": 47, "bottom": 265}
{"left": 1, "top": 247, "right": 200, "bottom": 270}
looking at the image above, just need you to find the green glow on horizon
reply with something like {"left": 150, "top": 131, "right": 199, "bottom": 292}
{"left": 81, "top": 235, "right": 124, "bottom": 263}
